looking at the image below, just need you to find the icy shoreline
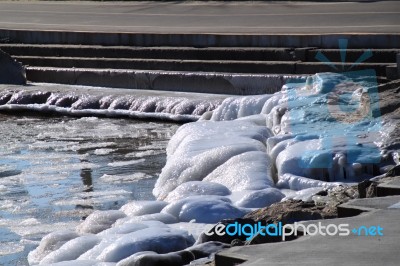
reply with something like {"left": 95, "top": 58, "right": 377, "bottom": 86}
{"left": 5, "top": 73, "right": 398, "bottom": 265}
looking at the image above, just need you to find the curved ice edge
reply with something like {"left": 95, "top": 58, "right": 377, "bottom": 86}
{"left": 0, "top": 104, "right": 199, "bottom": 123}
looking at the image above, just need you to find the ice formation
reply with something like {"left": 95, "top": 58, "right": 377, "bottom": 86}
{"left": 28, "top": 73, "right": 394, "bottom": 265}
{"left": 0, "top": 88, "right": 223, "bottom": 122}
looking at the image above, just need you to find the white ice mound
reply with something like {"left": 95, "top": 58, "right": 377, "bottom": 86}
{"left": 153, "top": 119, "right": 272, "bottom": 200}
{"left": 114, "top": 213, "right": 178, "bottom": 226}
{"left": 235, "top": 188, "right": 285, "bottom": 208}
{"left": 203, "top": 151, "right": 275, "bottom": 192}
{"left": 164, "top": 181, "right": 231, "bottom": 203}
{"left": 39, "top": 235, "right": 101, "bottom": 264}
{"left": 160, "top": 196, "right": 242, "bottom": 223}
{"left": 119, "top": 201, "right": 168, "bottom": 216}
{"left": 95, "top": 227, "right": 195, "bottom": 262}
{"left": 76, "top": 210, "right": 126, "bottom": 234}
{"left": 28, "top": 230, "right": 79, "bottom": 265}
{"left": 178, "top": 198, "right": 245, "bottom": 223}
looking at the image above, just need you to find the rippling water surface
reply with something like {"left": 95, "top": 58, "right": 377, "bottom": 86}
{"left": 0, "top": 113, "right": 178, "bottom": 265}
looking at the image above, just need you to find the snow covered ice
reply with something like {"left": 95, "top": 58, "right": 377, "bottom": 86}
{"left": 24, "top": 73, "right": 397, "bottom": 265}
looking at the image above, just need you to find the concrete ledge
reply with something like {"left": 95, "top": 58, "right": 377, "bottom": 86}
{"left": 337, "top": 203, "right": 375, "bottom": 218}
{"left": 386, "top": 65, "right": 399, "bottom": 80}
{"left": 216, "top": 196, "right": 400, "bottom": 266}
{"left": 377, "top": 178, "right": 400, "bottom": 197}
{"left": 26, "top": 67, "right": 307, "bottom": 95}
{"left": 214, "top": 251, "right": 248, "bottom": 266}
{"left": 1, "top": 29, "right": 400, "bottom": 49}
{"left": 18, "top": 57, "right": 298, "bottom": 74}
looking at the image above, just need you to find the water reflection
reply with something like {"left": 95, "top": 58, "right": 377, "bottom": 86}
{"left": 76, "top": 168, "right": 94, "bottom": 218}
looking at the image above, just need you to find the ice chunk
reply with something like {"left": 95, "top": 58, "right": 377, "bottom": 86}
{"left": 161, "top": 196, "right": 231, "bottom": 219}
{"left": 204, "top": 151, "right": 275, "bottom": 191}
{"left": 177, "top": 198, "right": 246, "bottom": 223}
{"left": 99, "top": 173, "right": 152, "bottom": 183}
{"left": 76, "top": 210, "right": 126, "bottom": 234}
{"left": 235, "top": 188, "right": 285, "bottom": 208}
{"left": 39, "top": 235, "right": 101, "bottom": 264}
{"left": 97, "top": 223, "right": 149, "bottom": 237}
{"left": 120, "top": 201, "right": 168, "bottom": 216}
{"left": 96, "top": 227, "right": 195, "bottom": 262}
{"left": 108, "top": 159, "right": 145, "bottom": 167}
{"left": 78, "top": 235, "right": 121, "bottom": 261}
{"left": 164, "top": 181, "right": 231, "bottom": 203}
{"left": 28, "top": 230, "right": 79, "bottom": 265}
{"left": 114, "top": 213, "right": 178, "bottom": 226}
{"left": 277, "top": 173, "right": 344, "bottom": 190}
{"left": 94, "top": 148, "right": 116, "bottom": 155}
{"left": 154, "top": 120, "right": 271, "bottom": 199}
{"left": 283, "top": 187, "right": 325, "bottom": 202}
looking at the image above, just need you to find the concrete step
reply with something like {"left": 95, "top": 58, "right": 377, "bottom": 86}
{"left": 17, "top": 56, "right": 297, "bottom": 74}
{"left": 305, "top": 49, "right": 400, "bottom": 63}
{"left": 1, "top": 44, "right": 398, "bottom": 64}
{"left": 0, "top": 44, "right": 297, "bottom": 61}
{"left": 17, "top": 56, "right": 390, "bottom": 76}
{"left": 25, "top": 67, "right": 307, "bottom": 95}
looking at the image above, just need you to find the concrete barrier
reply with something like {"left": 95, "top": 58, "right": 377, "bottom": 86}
{"left": 0, "top": 48, "right": 26, "bottom": 84}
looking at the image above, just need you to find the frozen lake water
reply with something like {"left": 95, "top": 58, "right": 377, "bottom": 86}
{"left": 0, "top": 114, "right": 178, "bottom": 265}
